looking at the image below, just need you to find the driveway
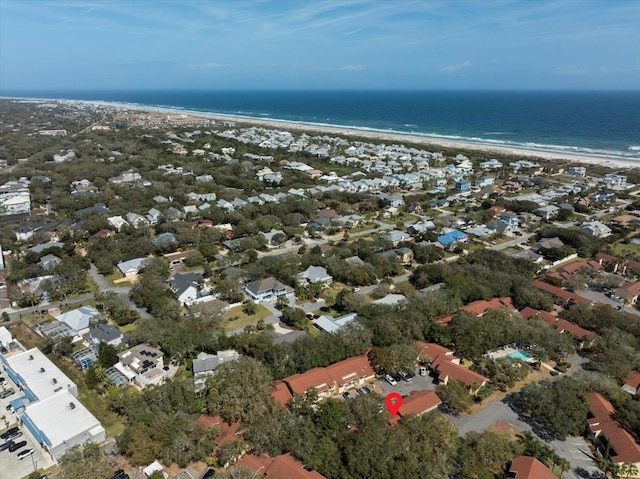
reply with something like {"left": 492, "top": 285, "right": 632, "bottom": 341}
{"left": 575, "top": 288, "right": 640, "bottom": 317}
{"left": 446, "top": 354, "right": 602, "bottom": 479}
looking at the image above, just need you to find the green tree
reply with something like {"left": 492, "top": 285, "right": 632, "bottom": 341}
{"left": 242, "top": 300, "right": 257, "bottom": 316}
{"left": 98, "top": 342, "right": 119, "bottom": 369}
{"left": 436, "top": 380, "right": 473, "bottom": 413}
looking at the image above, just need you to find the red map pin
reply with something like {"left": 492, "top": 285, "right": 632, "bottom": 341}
{"left": 385, "top": 392, "right": 403, "bottom": 416}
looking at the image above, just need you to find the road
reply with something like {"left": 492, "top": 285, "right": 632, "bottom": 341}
{"left": 575, "top": 287, "right": 640, "bottom": 317}
{"left": 88, "top": 265, "right": 153, "bottom": 319}
{"left": 447, "top": 353, "right": 603, "bottom": 479}
{"left": 490, "top": 233, "right": 535, "bottom": 251}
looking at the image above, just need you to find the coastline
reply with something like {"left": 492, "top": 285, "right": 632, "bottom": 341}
{"left": 7, "top": 95, "right": 640, "bottom": 171}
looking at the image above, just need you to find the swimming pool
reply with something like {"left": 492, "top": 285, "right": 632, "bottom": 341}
{"left": 507, "top": 350, "right": 533, "bottom": 361}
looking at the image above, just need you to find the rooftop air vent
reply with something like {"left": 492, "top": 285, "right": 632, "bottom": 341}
{"left": 40, "top": 367, "right": 45, "bottom": 373}
{"left": 28, "top": 355, "right": 34, "bottom": 360}
{"left": 69, "top": 402, "right": 75, "bottom": 410}
{"left": 52, "top": 378, "right": 57, "bottom": 384}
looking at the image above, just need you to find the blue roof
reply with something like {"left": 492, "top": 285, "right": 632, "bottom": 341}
{"left": 437, "top": 230, "right": 468, "bottom": 246}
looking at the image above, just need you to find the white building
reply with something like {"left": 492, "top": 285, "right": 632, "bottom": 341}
{"left": 0, "top": 326, "right": 12, "bottom": 347}
{"left": 21, "top": 390, "right": 105, "bottom": 460}
{"left": 115, "top": 343, "right": 166, "bottom": 388}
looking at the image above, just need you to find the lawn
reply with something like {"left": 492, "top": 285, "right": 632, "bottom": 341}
{"left": 222, "top": 304, "right": 271, "bottom": 331}
{"left": 118, "top": 321, "right": 138, "bottom": 333}
{"left": 611, "top": 241, "right": 640, "bottom": 258}
{"left": 60, "top": 298, "right": 96, "bottom": 312}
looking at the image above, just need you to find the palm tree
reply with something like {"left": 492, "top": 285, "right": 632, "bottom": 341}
{"left": 617, "top": 462, "right": 638, "bottom": 478}
{"left": 557, "top": 458, "right": 571, "bottom": 479}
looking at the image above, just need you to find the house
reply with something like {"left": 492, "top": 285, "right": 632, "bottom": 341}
{"left": 455, "top": 180, "right": 470, "bottom": 192}
{"left": 169, "top": 272, "right": 202, "bottom": 305}
{"left": 389, "top": 389, "right": 442, "bottom": 425}
{"left": 461, "top": 297, "right": 516, "bottom": 316}
{"left": 531, "top": 236, "right": 564, "bottom": 252}
{"left": 39, "top": 253, "right": 62, "bottom": 271}
{"left": 510, "top": 249, "right": 544, "bottom": 263}
{"left": 297, "top": 266, "right": 333, "bottom": 287}
{"left": 581, "top": 221, "right": 612, "bottom": 238}
{"left": 115, "top": 343, "right": 166, "bottom": 388}
{"left": 313, "top": 313, "right": 358, "bottom": 334}
{"left": 486, "top": 220, "right": 515, "bottom": 236}
{"left": 430, "top": 356, "right": 489, "bottom": 393}
{"left": 622, "top": 371, "right": 640, "bottom": 395}
{"left": 125, "top": 212, "right": 149, "bottom": 227}
{"left": 407, "top": 220, "right": 436, "bottom": 235}
{"left": 414, "top": 341, "right": 461, "bottom": 365}
{"left": 532, "top": 279, "right": 593, "bottom": 305}
{"left": 260, "top": 229, "right": 286, "bottom": 247}
{"left": 197, "top": 414, "right": 243, "bottom": 448}
{"left": 437, "top": 230, "right": 468, "bottom": 248}
{"left": 271, "top": 380, "right": 294, "bottom": 408}
{"left": 373, "top": 294, "right": 406, "bottom": 306}
{"left": 84, "top": 324, "right": 124, "bottom": 349}
{"left": 282, "top": 355, "right": 375, "bottom": 399}
{"left": 0, "top": 326, "right": 13, "bottom": 347}
{"left": 535, "top": 205, "right": 559, "bottom": 220}
{"left": 117, "top": 257, "right": 148, "bottom": 279}
{"left": 245, "top": 277, "right": 294, "bottom": 303}
{"left": 239, "top": 453, "right": 326, "bottom": 479}
{"left": 107, "top": 215, "right": 129, "bottom": 231}
{"left": 506, "top": 456, "right": 556, "bottom": 479}
{"left": 56, "top": 306, "right": 101, "bottom": 336}
{"left": 587, "top": 392, "right": 640, "bottom": 469}
{"left": 615, "top": 282, "right": 640, "bottom": 305}
{"left": 193, "top": 350, "right": 240, "bottom": 395}
{"left": 384, "top": 230, "right": 411, "bottom": 246}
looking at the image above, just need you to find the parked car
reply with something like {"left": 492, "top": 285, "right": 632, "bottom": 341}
{"left": 0, "top": 389, "right": 15, "bottom": 399}
{"left": 0, "top": 376, "right": 6, "bottom": 383}
{"left": 0, "top": 440, "right": 14, "bottom": 452}
{"left": 8, "top": 440, "right": 27, "bottom": 452}
{"left": 17, "top": 448, "right": 34, "bottom": 460}
{"left": 3, "top": 431, "right": 22, "bottom": 442}
{"left": 112, "top": 469, "right": 129, "bottom": 479}
{"left": 0, "top": 427, "right": 18, "bottom": 440}
{"left": 385, "top": 374, "right": 397, "bottom": 386}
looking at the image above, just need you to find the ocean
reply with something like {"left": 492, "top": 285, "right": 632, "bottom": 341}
{"left": 4, "top": 90, "right": 640, "bottom": 160}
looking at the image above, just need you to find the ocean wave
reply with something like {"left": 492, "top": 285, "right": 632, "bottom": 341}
{"left": 629, "top": 146, "right": 640, "bottom": 151}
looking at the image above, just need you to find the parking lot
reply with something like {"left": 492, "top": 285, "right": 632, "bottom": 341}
{"left": 375, "top": 367, "right": 438, "bottom": 396}
{"left": 0, "top": 371, "right": 54, "bottom": 479}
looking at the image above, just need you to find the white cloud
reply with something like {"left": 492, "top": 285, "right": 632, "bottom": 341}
{"left": 441, "top": 60, "right": 472, "bottom": 73}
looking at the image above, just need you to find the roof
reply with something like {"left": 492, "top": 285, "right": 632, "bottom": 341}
{"left": 313, "top": 313, "right": 358, "bottom": 333}
{"left": 588, "top": 392, "right": 640, "bottom": 464}
{"left": 4, "top": 347, "right": 76, "bottom": 401}
{"left": 431, "top": 356, "right": 488, "bottom": 387}
{"left": 245, "top": 277, "right": 293, "bottom": 295}
{"left": 461, "top": 297, "right": 515, "bottom": 316}
{"left": 554, "top": 319, "right": 596, "bottom": 340}
{"left": 23, "top": 389, "right": 104, "bottom": 450}
{"left": 532, "top": 280, "right": 593, "bottom": 305}
{"left": 55, "top": 306, "right": 100, "bottom": 333}
{"left": 390, "top": 389, "right": 442, "bottom": 424}
{"left": 284, "top": 367, "right": 334, "bottom": 396}
{"left": 170, "top": 272, "right": 202, "bottom": 297}
{"left": 372, "top": 293, "right": 406, "bottom": 305}
{"left": 414, "top": 341, "right": 457, "bottom": 363}
{"left": 298, "top": 265, "right": 332, "bottom": 283}
{"left": 85, "top": 324, "right": 123, "bottom": 343}
{"left": 239, "top": 454, "right": 326, "bottom": 479}
{"left": 271, "top": 380, "right": 293, "bottom": 407}
{"left": 196, "top": 415, "right": 242, "bottom": 446}
{"left": 508, "top": 456, "right": 556, "bottom": 479}
{"left": 325, "top": 356, "right": 375, "bottom": 387}
{"left": 624, "top": 371, "right": 640, "bottom": 392}
{"left": 116, "top": 257, "right": 148, "bottom": 274}
{"left": 193, "top": 350, "right": 240, "bottom": 374}
{"left": 519, "top": 307, "right": 557, "bottom": 323}
{"left": 437, "top": 230, "right": 468, "bottom": 246}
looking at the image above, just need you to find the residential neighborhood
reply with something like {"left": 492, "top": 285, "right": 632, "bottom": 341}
{"left": 1, "top": 98, "right": 640, "bottom": 479}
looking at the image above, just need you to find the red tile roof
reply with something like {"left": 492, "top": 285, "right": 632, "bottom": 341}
{"left": 557, "top": 259, "right": 601, "bottom": 275}
{"left": 271, "top": 380, "right": 293, "bottom": 408}
{"left": 282, "top": 355, "right": 375, "bottom": 397}
{"left": 284, "top": 367, "right": 334, "bottom": 396}
{"left": 508, "top": 456, "right": 556, "bottom": 479}
{"left": 624, "top": 371, "right": 640, "bottom": 393}
{"left": 414, "top": 341, "right": 458, "bottom": 363}
{"left": 588, "top": 392, "right": 640, "bottom": 465}
{"left": 196, "top": 415, "right": 243, "bottom": 447}
{"left": 431, "top": 356, "right": 488, "bottom": 388}
{"left": 532, "top": 280, "right": 592, "bottom": 305}
{"left": 325, "top": 356, "right": 375, "bottom": 387}
{"left": 389, "top": 389, "right": 442, "bottom": 424}
{"left": 519, "top": 307, "right": 557, "bottom": 323}
{"left": 239, "top": 454, "right": 326, "bottom": 479}
{"left": 554, "top": 319, "right": 596, "bottom": 341}
{"left": 461, "top": 297, "right": 515, "bottom": 316}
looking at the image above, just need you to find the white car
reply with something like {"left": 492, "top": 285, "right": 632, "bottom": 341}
{"left": 17, "top": 448, "right": 34, "bottom": 460}
{"left": 384, "top": 374, "right": 397, "bottom": 386}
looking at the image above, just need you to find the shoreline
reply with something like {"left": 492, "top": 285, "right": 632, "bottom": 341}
{"left": 5, "top": 95, "right": 640, "bottom": 170}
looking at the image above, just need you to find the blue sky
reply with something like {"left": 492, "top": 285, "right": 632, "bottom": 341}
{"left": 1, "top": 0, "right": 639, "bottom": 90}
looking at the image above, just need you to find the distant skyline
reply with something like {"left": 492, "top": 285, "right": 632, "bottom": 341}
{"left": 1, "top": 0, "right": 639, "bottom": 91}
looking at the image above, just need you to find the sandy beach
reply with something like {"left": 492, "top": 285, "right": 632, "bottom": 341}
{"left": 55, "top": 98, "right": 640, "bottom": 171}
